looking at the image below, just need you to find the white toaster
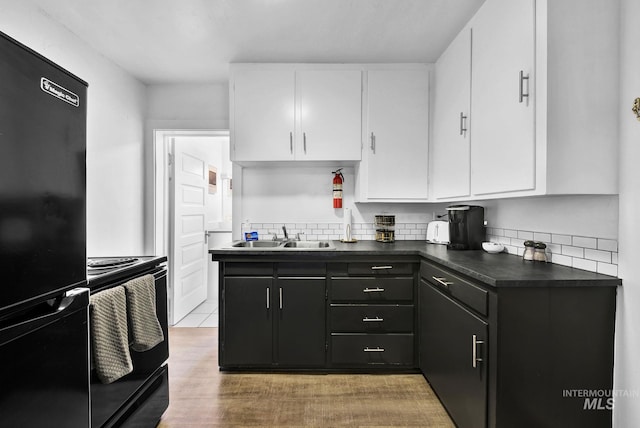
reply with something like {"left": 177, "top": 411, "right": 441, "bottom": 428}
{"left": 426, "top": 220, "right": 450, "bottom": 244}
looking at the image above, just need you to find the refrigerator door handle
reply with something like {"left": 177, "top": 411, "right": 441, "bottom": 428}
{"left": 0, "top": 288, "right": 89, "bottom": 346}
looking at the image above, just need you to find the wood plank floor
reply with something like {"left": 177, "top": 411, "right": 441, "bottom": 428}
{"left": 158, "top": 327, "right": 454, "bottom": 427}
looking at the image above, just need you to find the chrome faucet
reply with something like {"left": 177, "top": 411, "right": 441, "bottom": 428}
{"left": 282, "top": 225, "right": 289, "bottom": 241}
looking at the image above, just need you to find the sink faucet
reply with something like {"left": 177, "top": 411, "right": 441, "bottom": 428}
{"left": 282, "top": 225, "right": 289, "bottom": 241}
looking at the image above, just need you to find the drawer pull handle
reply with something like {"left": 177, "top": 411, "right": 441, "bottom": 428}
{"left": 371, "top": 265, "right": 393, "bottom": 270}
{"left": 362, "top": 317, "right": 384, "bottom": 322}
{"left": 432, "top": 276, "right": 454, "bottom": 288}
{"left": 364, "top": 347, "right": 385, "bottom": 352}
{"left": 363, "top": 287, "right": 385, "bottom": 293}
{"left": 472, "top": 334, "right": 484, "bottom": 368}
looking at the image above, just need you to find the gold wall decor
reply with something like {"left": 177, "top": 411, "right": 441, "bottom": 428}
{"left": 633, "top": 97, "right": 640, "bottom": 121}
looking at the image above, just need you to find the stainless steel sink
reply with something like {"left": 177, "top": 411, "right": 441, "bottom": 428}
{"left": 224, "top": 240, "right": 335, "bottom": 250}
{"left": 282, "top": 241, "right": 333, "bottom": 249}
{"left": 230, "top": 241, "right": 282, "bottom": 248}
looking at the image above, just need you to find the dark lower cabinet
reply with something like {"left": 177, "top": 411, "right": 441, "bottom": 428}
{"left": 420, "top": 278, "right": 487, "bottom": 428}
{"left": 419, "top": 260, "right": 617, "bottom": 428}
{"left": 222, "top": 276, "right": 273, "bottom": 366}
{"left": 276, "top": 278, "right": 326, "bottom": 366}
{"left": 220, "top": 264, "right": 327, "bottom": 368}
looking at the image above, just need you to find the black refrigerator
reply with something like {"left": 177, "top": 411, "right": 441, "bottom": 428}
{"left": 0, "top": 31, "right": 90, "bottom": 427}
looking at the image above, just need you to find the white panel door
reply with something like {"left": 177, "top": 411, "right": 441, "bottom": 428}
{"left": 431, "top": 28, "right": 472, "bottom": 200}
{"left": 296, "top": 70, "right": 362, "bottom": 161}
{"left": 171, "top": 137, "right": 208, "bottom": 324}
{"left": 470, "top": 0, "right": 535, "bottom": 195}
{"left": 232, "top": 67, "right": 295, "bottom": 161}
{"left": 365, "top": 68, "right": 429, "bottom": 200}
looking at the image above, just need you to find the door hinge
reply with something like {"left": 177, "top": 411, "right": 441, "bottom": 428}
{"left": 325, "top": 342, "right": 329, "bottom": 352}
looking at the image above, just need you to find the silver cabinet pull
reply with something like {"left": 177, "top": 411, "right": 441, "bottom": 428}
{"left": 432, "top": 276, "right": 454, "bottom": 288}
{"left": 266, "top": 287, "right": 270, "bottom": 310}
{"left": 519, "top": 70, "right": 530, "bottom": 103}
{"left": 289, "top": 132, "right": 293, "bottom": 153}
{"left": 459, "top": 112, "right": 468, "bottom": 136}
{"left": 371, "top": 265, "right": 392, "bottom": 270}
{"left": 362, "top": 317, "right": 384, "bottom": 322}
{"left": 370, "top": 132, "right": 376, "bottom": 153}
{"left": 364, "top": 347, "right": 385, "bottom": 352}
{"left": 303, "top": 132, "right": 307, "bottom": 153}
{"left": 472, "top": 334, "right": 484, "bottom": 368}
{"left": 279, "top": 287, "right": 283, "bottom": 310}
{"left": 363, "top": 287, "right": 385, "bottom": 293}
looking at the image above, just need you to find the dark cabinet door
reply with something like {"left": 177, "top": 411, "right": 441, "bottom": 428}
{"left": 276, "top": 278, "right": 326, "bottom": 366}
{"left": 420, "top": 279, "right": 488, "bottom": 428}
{"left": 222, "top": 277, "right": 273, "bottom": 366}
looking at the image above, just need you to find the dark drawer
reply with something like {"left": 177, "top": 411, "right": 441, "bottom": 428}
{"left": 277, "top": 262, "right": 326, "bottom": 276}
{"left": 331, "top": 334, "right": 414, "bottom": 366}
{"left": 224, "top": 262, "right": 273, "bottom": 276}
{"left": 330, "top": 304, "right": 414, "bottom": 333}
{"left": 347, "top": 262, "right": 414, "bottom": 275}
{"left": 420, "top": 261, "right": 488, "bottom": 316}
{"left": 331, "top": 277, "right": 414, "bottom": 302}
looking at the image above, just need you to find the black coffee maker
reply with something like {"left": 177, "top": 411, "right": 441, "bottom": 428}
{"left": 446, "top": 205, "right": 485, "bottom": 250}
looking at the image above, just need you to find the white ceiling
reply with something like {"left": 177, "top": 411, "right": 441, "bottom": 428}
{"left": 32, "top": 0, "right": 485, "bottom": 85}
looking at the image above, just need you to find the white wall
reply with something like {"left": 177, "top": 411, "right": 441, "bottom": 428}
{"left": 0, "top": 0, "right": 148, "bottom": 256}
{"left": 238, "top": 165, "right": 449, "bottom": 240}
{"left": 615, "top": 0, "right": 640, "bottom": 424}
{"left": 480, "top": 195, "right": 619, "bottom": 239}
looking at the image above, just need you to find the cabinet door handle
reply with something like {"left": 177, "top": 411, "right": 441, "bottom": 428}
{"left": 364, "top": 347, "right": 385, "bottom": 352}
{"left": 459, "top": 112, "right": 468, "bottom": 136}
{"left": 370, "top": 132, "right": 376, "bottom": 153}
{"left": 289, "top": 132, "right": 293, "bottom": 154}
{"left": 303, "top": 132, "right": 307, "bottom": 153}
{"left": 279, "top": 287, "right": 283, "bottom": 310}
{"left": 362, "top": 317, "right": 384, "bottom": 322}
{"left": 432, "top": 276, "right": 454, "bottom": 288}
{"left": 363, "top": 287, "right": 385, "bottom": 293}
{"left": 371, "top": 265, "right": 392, "bottom": 270}
{"left": 266, "top": 287, "right": 270, "bottom": 310}
{"left": 472, "top": 334, "right": 484, "bottom": 368}
{"left": 519, "top": 70, "right": 530, "bottom": 103}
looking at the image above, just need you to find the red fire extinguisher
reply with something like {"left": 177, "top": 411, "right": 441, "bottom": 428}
{"left": 332, "top": 168, "right": 344, "bottom": 208}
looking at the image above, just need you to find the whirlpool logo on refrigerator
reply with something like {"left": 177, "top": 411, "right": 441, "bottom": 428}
{"left": 40, "top": 77, "right": 80, "bottom": 107}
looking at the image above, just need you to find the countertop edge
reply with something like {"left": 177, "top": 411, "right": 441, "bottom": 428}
{"left": 210, "top": 241, "right": 621, "bottom": 289}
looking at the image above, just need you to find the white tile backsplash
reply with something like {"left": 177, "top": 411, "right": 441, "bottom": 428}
{"left": 487, "top": 227, "right": 618, "bottom": 277}
{"left": 247, "top": 222, "right": 619, "bottom": 278}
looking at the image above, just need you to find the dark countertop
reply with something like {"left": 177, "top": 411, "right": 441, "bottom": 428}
{"left": 210, "top": 240, "right": 621, "bottom": 288}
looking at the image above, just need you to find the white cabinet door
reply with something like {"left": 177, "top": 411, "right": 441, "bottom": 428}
{"left": 470, "top": 0, "right": 535, "bottom": 195}
{"left": 362, "top": 68, "right": 429, "bottom": 201}
{"left": 232, "top": 67, "right": 295, "bottom": 161}
{"left": 431, "top": 28, "right": 472, "bottom": 200}
{"left": 296, "top": 70, "right": 362, "bottom": 161}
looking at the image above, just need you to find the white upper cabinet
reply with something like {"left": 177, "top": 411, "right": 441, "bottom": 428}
{"left": 230, "top": 64, "right": 362, "bottom": 163}
{"left": 470, "top": 0, "right": 535, "bottom": 196}
{"left": 296, "top": 70, "right": 362, "bottom": 161}
{"left": 430, "top": 0, "right": 618, "bottom": 201}
{"left": 431, "top": 28, "right": 472, "bottom": 200}
{"left": 356, "top": 67, "right": 430, "bottom": 202}
{"left": 231, "top": 67, "right": 295, "bottom": 161}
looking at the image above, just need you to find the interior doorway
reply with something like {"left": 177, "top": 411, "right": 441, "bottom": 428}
{"left": 154, "top": 129, "right": 231, "bottom": 326}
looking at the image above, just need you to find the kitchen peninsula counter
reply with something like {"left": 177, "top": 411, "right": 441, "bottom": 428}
{"left": 210, "top": 240, "right": 621, "bottom": 288}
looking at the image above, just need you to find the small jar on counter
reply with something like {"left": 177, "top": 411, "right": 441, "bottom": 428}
{"left": 534, "top": 242, "right": 548, "bottom": 262}
{"left": 523, "top": 240, "right": 535, "bottom": 261}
